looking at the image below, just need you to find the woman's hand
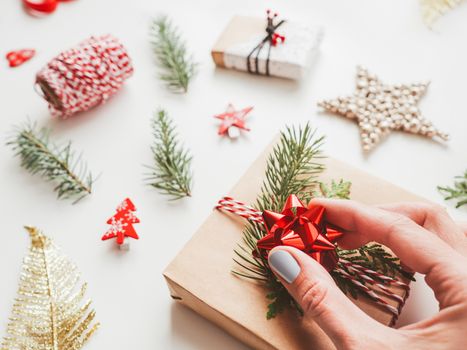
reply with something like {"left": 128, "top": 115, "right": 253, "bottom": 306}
{"left": 268, "top": 200, "right": 467, "bottom": 350}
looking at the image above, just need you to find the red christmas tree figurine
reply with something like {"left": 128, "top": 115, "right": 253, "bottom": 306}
{"left": 102, "top": 198, "right": 140, "bottom": 250}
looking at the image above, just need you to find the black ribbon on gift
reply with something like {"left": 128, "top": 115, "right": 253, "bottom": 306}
{"left": 246, "top": 16, "right": 285, "bottom": 76}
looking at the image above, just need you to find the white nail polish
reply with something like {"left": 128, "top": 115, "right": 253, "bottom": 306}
{"left": 268, "top": 250, "right": 301, "bottom": 283}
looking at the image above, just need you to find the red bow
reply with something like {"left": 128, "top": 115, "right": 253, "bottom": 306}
{"left": 256, "top": 195, "right": 343, "bottom": 271}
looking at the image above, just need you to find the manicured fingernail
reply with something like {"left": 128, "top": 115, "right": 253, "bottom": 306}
{"left": 268, "top": 250, "right": 300, "bottom": 283}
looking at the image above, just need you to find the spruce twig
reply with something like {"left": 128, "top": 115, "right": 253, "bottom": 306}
{"left": 233, "top": 124, "right": 325, "bottom": 318}
{"left": 145, "top": 109, "right": 193, "bottom": 200}
{"left": 7, "top": 122, "right": 94, "bottom": 203}
{"left": 314, "top": 179, "right": 351, "bottom": 199}
{"left": 438, "top": 170, "right": 467, "bottom": 208}
{"left": 150, "top": 15, "right": 197, "bottom": 93}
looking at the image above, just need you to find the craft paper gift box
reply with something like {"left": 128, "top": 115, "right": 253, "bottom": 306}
{"left": 211, "top": 15, "right": 324, "bottom": 80}
{"left": 164, "top": 139, "right": 424, "bottom": 350}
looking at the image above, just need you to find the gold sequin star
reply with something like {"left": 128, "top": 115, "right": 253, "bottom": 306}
{"left": 318, "top": 66, "right": 449, "bottom": 151}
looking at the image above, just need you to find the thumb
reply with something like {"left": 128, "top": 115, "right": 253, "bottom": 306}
{"left": 268, "top": 247, "right": 386, "bottom": 348}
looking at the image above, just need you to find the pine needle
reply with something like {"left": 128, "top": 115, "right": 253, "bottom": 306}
{"left": 438, "top": 170, "right": 467, "bottom": 208}
{"left": 150, "top": 15, "right": 197, "bottom": 93}
{"left": 145, "top": 109, "right": 193, "bottom": 200}
{"left": 7, "top": 122, "right": 94, "bottom": 203}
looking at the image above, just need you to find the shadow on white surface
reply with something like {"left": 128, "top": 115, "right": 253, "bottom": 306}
{"left": 170, "top": 303, "right": 250, "bottom": 350}
{"left": 395, "top": 273, "right": 438, "bottom": 328}
{"left": 211, "top": 65, "right": 301, "bottom": 92}
{"left": 209, "top": 50, "right": 323, "bottom": 95}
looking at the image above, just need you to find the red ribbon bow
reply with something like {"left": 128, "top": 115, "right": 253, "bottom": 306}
{"left": 256, "top": 195, "right": 343, "bottom": 271}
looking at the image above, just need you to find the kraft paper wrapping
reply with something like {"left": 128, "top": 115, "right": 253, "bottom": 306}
{"left": 211, "top": 16, "right": 323, "bottom": 80}
{"left": 164, "top": 139, "right": 426, "bottom": 350}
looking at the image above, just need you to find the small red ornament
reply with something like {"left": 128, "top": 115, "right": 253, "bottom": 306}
{"left": 266, "top": 10, "right": 286, "bottom": 47}
{"left": 214, "top": 104, "right": 253, "bottom": 139}
{"left": 22, "top": 0, "right": 75, "bottom": 15}
{"left": 271, "top": 33, "right": 285, "bottom": 46}
{"left": 6, "top": 49, "right": 35, "bottom": 67}
{"left": 23, "top": 0, "right": 57, "bottom": 14}
{"left": 101, "top": 198, "right": 140, "bottom": 248}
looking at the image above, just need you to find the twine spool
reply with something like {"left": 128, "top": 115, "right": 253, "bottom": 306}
{"left": 36, "top": 35, "right": 133, "bottom": 119}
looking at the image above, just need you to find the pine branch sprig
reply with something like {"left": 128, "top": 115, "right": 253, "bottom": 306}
{"left": 233, "top": 124, "right": 325, "bottom": 318}
{"left": 145, "top": 109, "right": 193, "bottom": 200}
{"left": 438, "top": 170, "right": 467, "bottom": 208}
{"left": 314, "top": 179, "right": 351, "bottom": 200}
{"left": 150, "top": 15, "right": 197, "bottom": 93}
{"left": 7, "top": 122, "right": 94, "bottom": 203}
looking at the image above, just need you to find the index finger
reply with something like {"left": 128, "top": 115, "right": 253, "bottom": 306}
{"left": 310, "top": 198, "right": 457, "bottom": 275}
{"left": 377, "top": 202, "right": 466, "bottom": 252}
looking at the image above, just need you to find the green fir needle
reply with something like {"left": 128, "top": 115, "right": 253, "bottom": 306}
{"left": 438, "top": 170, "right": 467, "bottom": 208}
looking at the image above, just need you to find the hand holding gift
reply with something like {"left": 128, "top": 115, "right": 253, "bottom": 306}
{"left": 165, "top": 123, "right": 466, "bottom": 349}
{"left": 269, "top": 199, "right": 467, "bottom": 350}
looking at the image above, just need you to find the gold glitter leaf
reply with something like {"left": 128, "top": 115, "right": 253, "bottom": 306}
{"left": 1, "top": 227, "right": 99, "bottom": 350}
{"left": 420, "top": 0, "right": 465, "bottom": 26}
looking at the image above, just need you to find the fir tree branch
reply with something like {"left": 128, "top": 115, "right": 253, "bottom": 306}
{"left": 233, "top": 124, "right": 325, "bottom": 318}
{"left": 314, "top": 179, "right": 351, "bottom": 199}
{"left": 7, "top": 122, "right": 94, "bottom": 203}
{"left": 145, "top": 109, "right": 193, "bottom": 200}
{"left": 438, "top": 170, "right": 467, "bottom": 208}
{"left": 255, "top": 125, "right": 325, "bottom": 213}
{"left": 150, "top": 15, "right": 197, "bottom": 93}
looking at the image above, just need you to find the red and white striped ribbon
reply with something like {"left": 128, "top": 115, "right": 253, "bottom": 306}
{"left": 36, "top": 35, "right": 133, "bottom": 119}
{"left": 340, "top": 258, "right": 409, "bottom": 289}
{"left": 216, "top": 195, "right": 409, "bottom": 318}
{"left": 335, "top": 267, "right": 400, "bottom": 316}
{"left": 216, "top": 196, "right": 264, "bottom": 223}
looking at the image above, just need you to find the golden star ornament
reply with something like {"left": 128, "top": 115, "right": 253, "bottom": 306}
{"left": 318, "top": 66, "right": 449, "bottom": 152}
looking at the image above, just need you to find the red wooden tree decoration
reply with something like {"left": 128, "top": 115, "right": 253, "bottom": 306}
{"left": 101, "top": 198, "right": 140, "bottom": 246}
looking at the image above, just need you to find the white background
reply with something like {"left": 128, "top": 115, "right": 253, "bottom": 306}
{"left": 1, "top": 1, "right": 467, "bottom": 349}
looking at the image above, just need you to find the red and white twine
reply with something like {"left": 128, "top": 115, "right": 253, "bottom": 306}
{"left": 216, "top": 197, "right": 264, "bottom": 223}
{"left": 216, "top": 196, "right": 410, "bottom": 318}
{"left": 334, "top": 267, "right": 401, "bottom": 317}
{"left": 36, "top": 35, "right": 133, "bottom": 119}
